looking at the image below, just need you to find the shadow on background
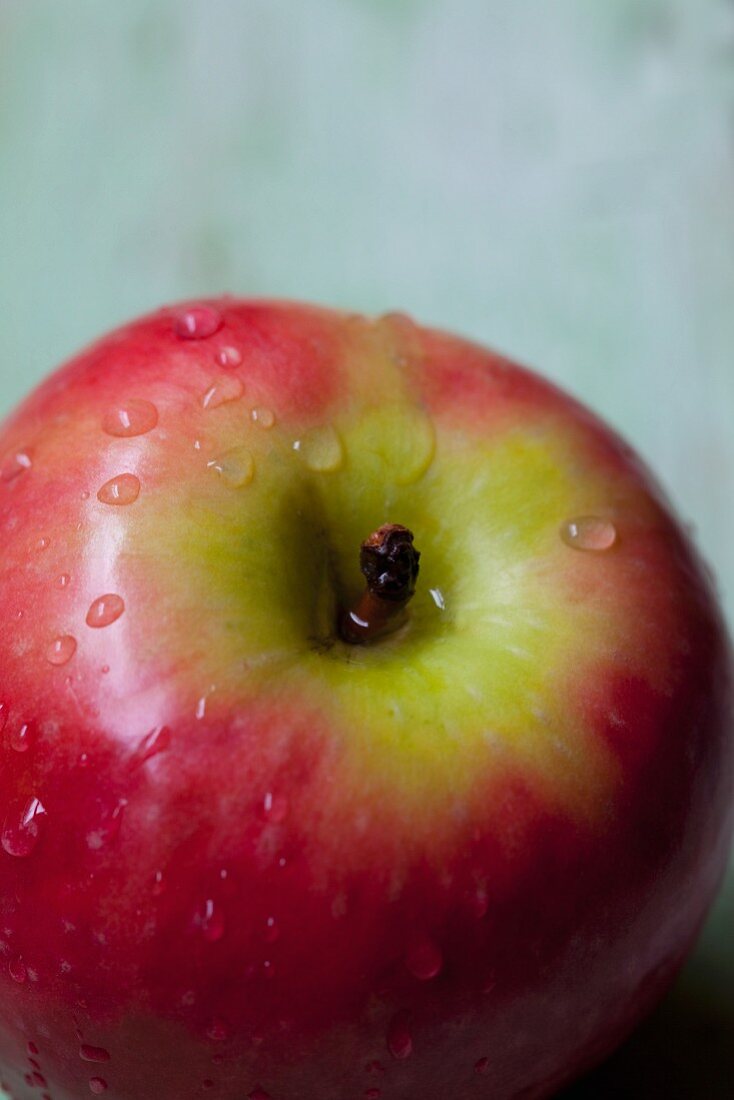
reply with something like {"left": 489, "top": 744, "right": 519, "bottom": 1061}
{"left": 560, "top": 979, "right": 733, "bottom": 1099}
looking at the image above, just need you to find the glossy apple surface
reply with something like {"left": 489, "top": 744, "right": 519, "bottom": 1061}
{"left": 0, "top": 300, "right": 731, "bottom": 1100}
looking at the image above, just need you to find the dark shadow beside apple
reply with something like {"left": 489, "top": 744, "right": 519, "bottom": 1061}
{"left": 559, "top": 975, "right": 734, "bottom": 1099}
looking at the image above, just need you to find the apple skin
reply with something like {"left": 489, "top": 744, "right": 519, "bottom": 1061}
{"left": 0, "top": 299, "right": 730, "bottom": 1100}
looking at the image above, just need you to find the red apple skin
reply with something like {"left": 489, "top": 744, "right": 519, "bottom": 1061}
{"left": 0, "top": 300, "right": 730, "bottom": 1100}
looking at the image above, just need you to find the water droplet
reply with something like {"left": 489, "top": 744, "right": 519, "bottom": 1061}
{"left": 202, "top": 1080, "right": 215, "bottom": 1091}
{"left": 46, "top": 635, "right": 77, "bottom": 667}
{"left": 292, "top": 425, "right": 344, "bottom": 473}
{"left": 89, "top": 1078, "right": 108, "bottom": 1094}
{"left": 480, "top": 973, "right": 496, "bottom": 994}
{"left": 474, "top": 1057, "right": 489, "bottom": 1075}
{"left": 86, "top": 799, "right": 126, "bottom": 850}
{"left": 405, "top": 934, "right": 443, "bottom": 981}
{"left": 80, "top": 1045, "right": 110, "bottom": 1063}
{"left": 560, "top": 516, "right": 617, "bottom": 552}
{"left": 215, "top": 345, "right": 242, "bottom": 368}
{"left": 9, "top": 956, "right": 27, "bottom": 982}
{"left": 152, "top": 870, "right": 166, "bottom": 896}
{"left": 130, "top": 725, "right": 171, "bottom": 767}
{"left": 365, "top": 1060, "right": 385, "bottom": 1076}
{"left": 31, "top": 1071, "right": 47, "bottom": 1087}
{"left": 0, "top": 703, "right": 7, "bottom": 733}
{"left": 36, "top": 536, "right": 50, "bottom": 551}
{"left": 264, "top": 916, "right": 280, "bottom": 944}
{"left": 206, "top": 1019, "right": 230, "bottom": 1042}
{"left": 27, "top": 1042, "right": 39, "bottom": 1055}
{"left": 97, "top": 474, "right": 141, "bottom": 506}
{"left": 207, "top": 447, "right": 254, "bottom": 488}
{"left": 396, "top": 410, "right": 434, "bottom": 484}
{"left": 57, "top": 573, "right": 72, "bottom": 589}
{"left": 365, "top": 1089, "right": 381, "bottom": 1099}
{"left": 2, "top": 798, "right": 46, "bottom": 857}
{"left": 261, "top": 791, "right": 288, "bottom": 824}
{"left": 248, "top": 1090, "right": 271, "bottom": 1100}
{"left": 467, "top": 887, "right": 489, "bottom": 920}
{"left": 387, "top": 1012, "right": 413, "bottom": 1060}
{"left": 195, "top": 685, "right": 216, "bottom": 721}
{"left": 251, "top": 406, "right": 275, "bottom": 429}
{"left": 9, "top": 721, "right": 36, "bottom": 752}
{"left": 202, "top": 376, "right": 244, "bottom": 409}
{"left": 102, "top": 400, "right": 158, "bottom": 438}
{"left": 86, "top": 594, "right": 125, "bottom": 629}
{"left": 174, "top": 305, "right": 223, "bottom": 340}
{"left": 197, "top": 899, "right": 225, "bottom": 943}
{"left": 429, "top": 587, "right": 445, "bottom": 611}
{"left": 1, "top": 450, "right": 32, "bottom": 482}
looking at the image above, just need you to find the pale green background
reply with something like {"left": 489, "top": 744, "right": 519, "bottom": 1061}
{"left": 0, "top": 1, "right": 732, "bottom": 1095}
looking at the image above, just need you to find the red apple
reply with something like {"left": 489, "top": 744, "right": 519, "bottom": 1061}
{"left": 0, "top": 300, "right": 730, "bottom": 1100}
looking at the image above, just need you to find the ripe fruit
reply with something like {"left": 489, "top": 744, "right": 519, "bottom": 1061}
{"left": 0, "top": 300, "right": 731, "bottom": 1099}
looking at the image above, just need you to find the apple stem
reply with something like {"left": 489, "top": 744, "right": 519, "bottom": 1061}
{"left": 339, "top": 524, "right": 421, "bottom": 645}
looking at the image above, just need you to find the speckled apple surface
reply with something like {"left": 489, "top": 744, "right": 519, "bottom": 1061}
{"left": 0, "top": 301, "right": 731, "bottom": 1099}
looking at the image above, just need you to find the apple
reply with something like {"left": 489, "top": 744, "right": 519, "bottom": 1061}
{"left": 0, "top": 299, "right": 730, "bottom": 1100}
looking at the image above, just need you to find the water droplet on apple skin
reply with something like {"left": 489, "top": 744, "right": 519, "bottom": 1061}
{"left": 475, "top": 1056, "right": 490, "bottom": 1074}
{"left": 202, "top": 376, "right": 244, "bottom": 409}
{"left": 386, "top": 1011, "right": 413, "bottom": 1059}
{"left": 86, "top": 594, "right": 125, "bottom": 629}
{"left": 196, "top": 898, "right": 225, "bottom": 943}
{"left": 248, "top": 1089, "right": 271, "bottom": 1100}
{"left": 208, "top": 447, "right": 255, "bottom": 488}
{"left": 9, "top": 720, "right": 36, "bottom": 752}
{"left": 405, "top": 933, "right": 443, "bottom": 980}
{"left": 560, "top": 516, "right": 617, "bottom": 552}
{"left": 293, "top": 424, "right": 344, "bottom": 472}
{"left": 85, "top": 799, "right": 126, "bottom": 851}
{"left": 174, "top": 305, "right": 223, "bottom": 340}
{"left": 261, "top": 792, "right": 288, "bottom": 824}
{"left": 206, "top": 1019, "right": 230, "bottom": 1042}
{"left": 129, "top": 725, "right": 171, "bottom": 768}
{"left": 80, "top": 1044, "right": 110, "bottom": 1063}
{"left": 89, "top": 1077, "right": 108, "bottom": 1094}
{"left": 8, "top": 956, "right": 27, "bottom": 982}
{"left": 251, "top": 406, "right": 275, "bottom": 429}
{"left": 0, "top": 703, "right": 8, "bottom": 733}
{"left": 215, "top": 345, "right": 242, "bottom": 368}
{"left": 97, "top": 473, "right": 141, "bottom": 506}
{"left": 429, "top": 587, "right": 446, "bottom": 611}
{"left": 365, "top": 1089, "right": 382, "bottom": 1099}
{"left": 46, "top": 635, "right": 77, "bottom": 666}
{"left": 1, "top": 450, "right": 32, "bottom": 481}
{"left": 263, "top": 916, "right": 280, "bottom": 943}
{"left": 27, "top": 1042, "right": 39, "bottom": 1056}
{"left": 1, "top": 797, "right": 46, "bottom": 857}
{"left": 102, "top": 400, "right": 158, "bottom": 438}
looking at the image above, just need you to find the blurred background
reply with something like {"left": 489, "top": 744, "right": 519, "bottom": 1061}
{"left": 0, "top": 0, "right": 732, "bottom": 1094}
